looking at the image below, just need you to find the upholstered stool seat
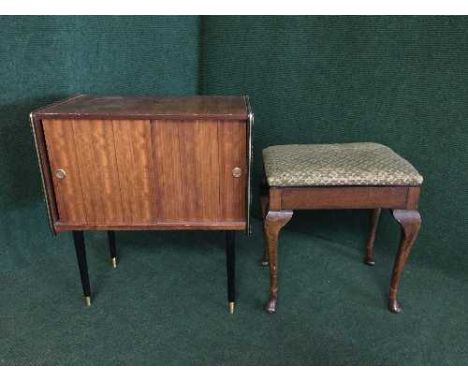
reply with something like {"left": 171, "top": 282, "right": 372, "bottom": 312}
{"left": 260, "top": 142, "right": 423, "bottom": 315}
{"left": 263, "top": 142, "right": 423, "bottom": 187}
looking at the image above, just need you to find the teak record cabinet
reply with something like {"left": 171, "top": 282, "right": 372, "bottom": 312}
{"left": 30, "top": 95, "right": 253, "bottom": 313}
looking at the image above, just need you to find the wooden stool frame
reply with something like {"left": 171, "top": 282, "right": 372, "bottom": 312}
{"left": 260, "top": 175, "right": 422, "bottom": 314}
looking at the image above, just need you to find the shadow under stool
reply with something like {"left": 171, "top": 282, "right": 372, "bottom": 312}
{"left": 260, "top": 142, "right": 423, "bottom": 314}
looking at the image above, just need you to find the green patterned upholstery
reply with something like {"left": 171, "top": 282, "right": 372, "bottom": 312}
{"left": 263, "top": 143, "right": 423, "bottom": 187}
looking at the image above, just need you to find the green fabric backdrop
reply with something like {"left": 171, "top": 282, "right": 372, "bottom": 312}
{"left": 1, "top": 16, "right": 467, "bottom": 365}
{"left": 202, "top": 16, "right": 468, "bottom": 277}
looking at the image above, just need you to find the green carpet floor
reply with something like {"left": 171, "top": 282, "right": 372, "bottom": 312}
{"left": 0, "top": 203, "right": 467, "bottom": 365}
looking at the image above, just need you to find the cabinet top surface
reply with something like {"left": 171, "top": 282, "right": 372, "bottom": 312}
{"left": 32, "top": 94, "right": 250, "bottom": 120}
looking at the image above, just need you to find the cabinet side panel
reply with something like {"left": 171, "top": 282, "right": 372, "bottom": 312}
{"left": 113, "top": 120, "right": 157, "bottom": 223}
{"left": 218, "top": 121, "right": 247, "bottom": 221}
{"left": 31, "top": 116, "right": 59, "bottom": 232}
{"left": 42, "top": 119, "right": 87, "bottom": 224}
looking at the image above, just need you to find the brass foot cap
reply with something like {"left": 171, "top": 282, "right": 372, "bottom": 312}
{"left": 388, "top": 299, "right": 402, "bottom": 313}
{"left": 260, "top": 259, "right": 269, "bottom": 266}
{"left": 364, "top": 258, "right": 375, "bottom": 266}
{"left": 228, "top": 302, "right": 235, "bottom": 314}
{"left": 112, "top": 257, "right": 117, "bottom": 268}
{"left": 84, "top": 296, "right": 91, "bottom": 306}
{"left": 265, "top": 298, "right": 277, "bottom": 314}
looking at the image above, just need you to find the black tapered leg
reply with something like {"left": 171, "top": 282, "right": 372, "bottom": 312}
{"left": 107, "top": 231, "right": 117, "bottom": 268}
{"left": 72, "top": 231, "right": 91, "bottom": 306}
{"left": 226, "top": 231, "right": 236, "bottom": 314}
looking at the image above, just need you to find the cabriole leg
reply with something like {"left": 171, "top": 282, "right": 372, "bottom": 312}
{"left": 226, "top": 231, "right": 236, "bottom": 314}
{"left": 264, "top": 210, "right": 293, "bottom": 313}
{"left": 260, "top": 194, "right": 269, "bottom": 266}
{"left": 364, "top": 208, "right": 381, "bottom": 266}
{"left": 388, "top": 209, "right": 422, "bottom": 313}
{"left": 72, "top": 231, "right": 92, "bottom": 306}
{"left": 107, "top": 231, "right": 117, "bottom": 268}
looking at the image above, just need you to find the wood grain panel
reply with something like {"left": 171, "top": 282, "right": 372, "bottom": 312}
{"left": 46, "top": 119, "right": 157, "bottom": 225}
{"left": 218, "top": 121, "right": 246, "bottom": 221}
{"left": 43, "top": 117, "right": 247, "bottom": 228}
{"left": 151, "top": 120, "right": 221, "bottom": 221}
{"left": 173, "top": 121, "right": 199, "bottom": 219}
{"left": 280, "top": 186, "right": 410, "bottom": 210}
{"left": 113, "top": 120, "right": 156, "bottom": 223}
{"left": 151, "top": 120, "right": 184, "bottom": 220}
{"left": 112, "top": 120, "right": 135, "bottom": 222}
{"left": 181, "top": 120, "right": 220, "bottom": 220}
{"left": 71, "top": 120, "right": 105, "bottom": 223}
{"left": 75, "top": 119, "right": 124, "bottom": 223}
{"left": 42, "top": 119, "right": 87, "bottom": 224}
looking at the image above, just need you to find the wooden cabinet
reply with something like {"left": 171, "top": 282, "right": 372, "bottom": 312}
{"left": 30, "top": 95, "right": 253, "bottom": 312}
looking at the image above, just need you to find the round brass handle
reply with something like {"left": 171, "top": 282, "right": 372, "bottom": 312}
{"left": 55, "top": 169, "right": 66, "bottom": 180}
{"left": 232, "top": 167, "right": 242, "bottom": 178}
